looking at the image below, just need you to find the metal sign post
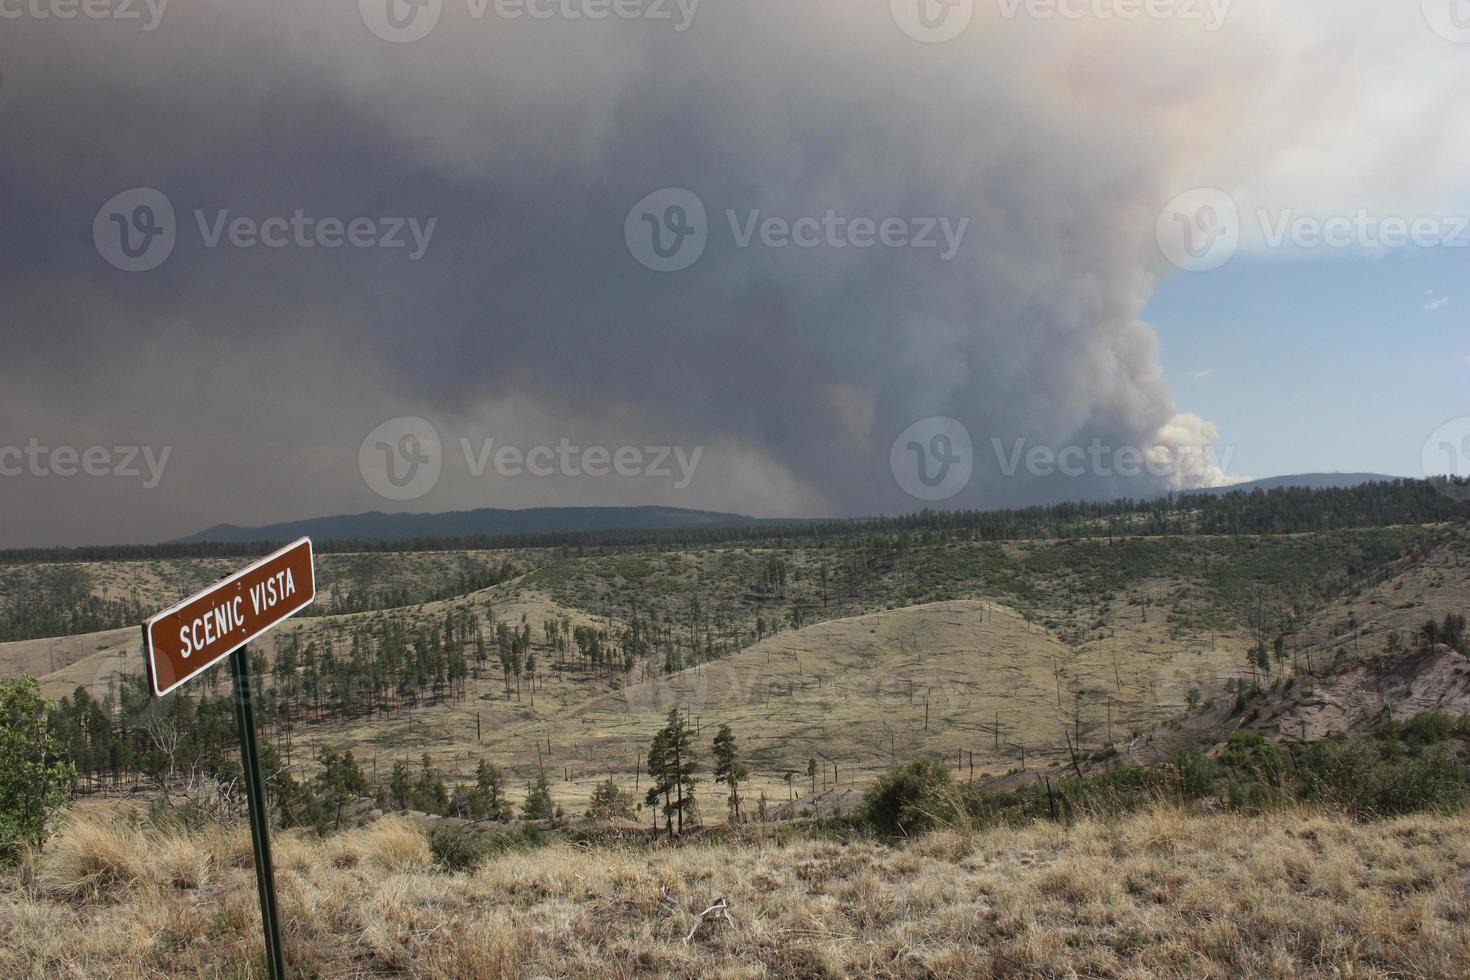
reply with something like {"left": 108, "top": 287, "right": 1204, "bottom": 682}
{"left": 231, "top": 644, "right": 287, "bottom": 980}
{"left": 141, "top": 538, "right": 315, "bottom": 980}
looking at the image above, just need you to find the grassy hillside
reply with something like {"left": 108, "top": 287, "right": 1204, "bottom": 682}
{"left": 1, "top": 523, "right": 1461, "bottom": 816}
{"left": 1, "top": 497, "right": 1468, "bottom": 979}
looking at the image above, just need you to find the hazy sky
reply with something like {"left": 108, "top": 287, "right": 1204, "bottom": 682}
{"left": 1, "top": 1, "right": 1467, "bottom": 547}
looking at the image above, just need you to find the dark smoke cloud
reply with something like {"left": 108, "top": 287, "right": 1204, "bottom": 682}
{"left": 0, "top": 0, "right": 1458, "bottom": 546}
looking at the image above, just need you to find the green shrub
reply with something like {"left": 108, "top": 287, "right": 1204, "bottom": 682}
{"left": 1400, "top": 711, "right": 1454, "bottom": 747}
{"left": 585, "top": 778, "right": 636, "bottom": 821}
{"left": 1, "top": 677, "right": 75, "bottom": 868}
{"left": 429, "top": 825, "right": 494, "bottom": 872}
{"left": 1293, "top": 736, "right": 1467, "bottom": 816}
{"left": 428, "top": 823, "right": 544, "bottom": 872}
{"left": 858, "top": 758, "right": 957, "bottom": 835}
{"left": 1373, "top": 746, "right": 1465, "bottom": 814}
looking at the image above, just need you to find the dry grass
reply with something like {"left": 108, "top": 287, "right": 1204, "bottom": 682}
{"left": 5, "top": 806, "right": 1470, "bottom": 978}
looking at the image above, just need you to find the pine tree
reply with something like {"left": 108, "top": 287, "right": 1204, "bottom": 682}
{"left": 469, "top": 760, "right": 512, "bottom": 821}
{"left": 389, "top": 760, "right": 413, "bottom": 811}
{"left": 711, "top": 724, "right": 747, "bottom": 824}
{"left": 413, "top": 754, "right": 449, "bottom": 815}
{"left": 586, "top": 778, "right": 635, "bottom": 821}
{"left": 315, "top": 748, "right": 369, "bottom": 830}
{"left": 523, "top": 773, "right": 554, "bottom": 822}
{"left": 645, "top": 709, "right": 697, "bottom": 835}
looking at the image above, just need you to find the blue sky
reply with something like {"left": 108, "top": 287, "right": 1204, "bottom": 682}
{"left": 1147, "top": 247, "right": 1468, "bottom": 483}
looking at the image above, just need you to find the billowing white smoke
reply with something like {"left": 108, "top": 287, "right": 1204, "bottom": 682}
{"left": 1148, "top": 414, "right": 1242, "bottom": 491}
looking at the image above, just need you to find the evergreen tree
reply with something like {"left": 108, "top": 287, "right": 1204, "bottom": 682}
{"left": 389, "top": 760, "right": 413, "bottom": 811}
{"left": 469, "top": 760, "right": 512, "bottom": 821}
{"left": 711, "top": 724, "right": 748, "bottom": 824}
{"left": 645, "top": 709, "right": 697, "bottom": 835}
{"left": 586, "top": 778, "right": 635, "bottom": 821}
{"left": 315, "top": 748, "right": 369, "bottom": 830}
{"left": 413, "top": 754, "right": 449, "bottom": 815}
{"left": 523, "top": 773, "right": 555, "bottom": 822}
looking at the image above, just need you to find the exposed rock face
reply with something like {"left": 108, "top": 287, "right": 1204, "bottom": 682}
{"left": 1248, "top": 645, "right": 1470, "bottom": 741}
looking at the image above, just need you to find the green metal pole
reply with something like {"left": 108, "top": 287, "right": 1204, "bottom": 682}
{"left": 231, "top": 645, "right": 287, "bottom": 980}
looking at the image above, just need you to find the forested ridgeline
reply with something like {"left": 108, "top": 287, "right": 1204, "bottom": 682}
{"left": 2, "top": 478, "right": 1465, "bottom": 566}
{"left": 0, "top": 554, "right": 524, "bottom": 643}
{"left": 0, "top": 566, "right": 149, "bottom": 643}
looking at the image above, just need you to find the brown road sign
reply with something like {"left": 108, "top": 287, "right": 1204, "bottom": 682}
{"left": 143, "top": 537, "right": 315, "bottom": 697}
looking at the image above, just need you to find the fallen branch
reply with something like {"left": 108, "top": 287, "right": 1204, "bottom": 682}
{"left": 684, "top": 897, "right": 734, "bottom": 943}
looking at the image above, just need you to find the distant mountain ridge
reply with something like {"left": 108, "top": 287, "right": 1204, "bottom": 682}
{"left": 1184, "top": 473, "right": 1400, "bottom": 496}
{"left": 177, "top": 506, "right": 761, "bottom": 544}
{"left": 177, "top": 475, "right": 1406, "bottom": 545}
